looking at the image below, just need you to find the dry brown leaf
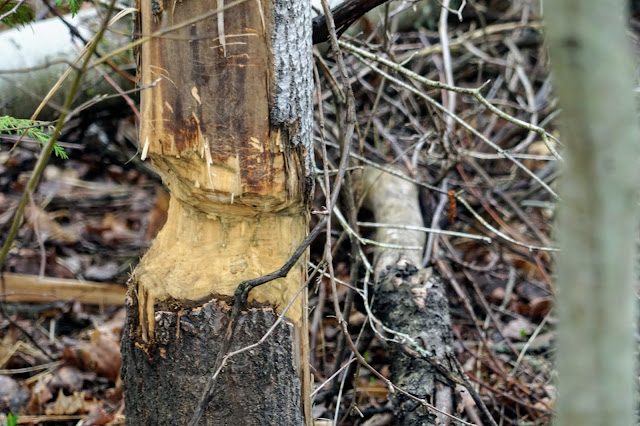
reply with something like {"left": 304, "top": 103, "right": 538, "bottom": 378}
{"left": 506, "top": 254, "right": 545, "bottom": 281}
{"left": 49, "top": 366, "right": 95, "bottom": 394}
{"left": 355, "top": 378, "right": 390, "bottom": 398}
{"left": 45, "top": 390, "right": 88, "bottom": 415}
{"left": 0, "top": 194, "right": 18, "bottom": 227}
{"left": 26, "top": 375, "right": 54, "bottom": 414}
{"left": 85, "top": 262, "right": 119, "bottom": 281}
{"left": 0, "top": 335, "right": 18, "bottom": 369}
{"left": 529, "top": 296, "right": 553, "bottom": 318}
{"left": 523, "top": 140, "right": 557, "bottom": 172}
{"left": 100, "top": 213, "right": 137, "bottom": 247}
{"left": 0, "top": 375, "right": 31, "bottom": 413}
{"left": 25, "top": 205, "right": 78, "bottom": 243}
{"left": 101, "top": 309, "right": 127, "bottom": 336}
{"left": 490, "top": 286, "right": 506, "bottom": 304}
{"left": 503, "top": 317, "right": 535, "bottom": 341}
{"left": 85, "top": 404, "right": 114, "bottom": 425}
{"left": 348, "top": 311, "right": 366, "bottom": 327}
{"left": 62, "top": 330, "right": 121, "bottom": 383}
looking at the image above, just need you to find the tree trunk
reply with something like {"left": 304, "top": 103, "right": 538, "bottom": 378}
{"left": 363, "top": 167, "right": 454, "bottom": 425}
{"left": 120, "top": 1, "right": 314, "bottom": 424}
{"left": 545, "top": 1, "right": 639, "bottom": 425}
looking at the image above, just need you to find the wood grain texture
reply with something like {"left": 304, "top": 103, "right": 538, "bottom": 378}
{"left": 135, "top": 0, "right": 313, "bottom": 318}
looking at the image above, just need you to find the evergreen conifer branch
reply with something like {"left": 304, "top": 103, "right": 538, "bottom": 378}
{"left": 0, "top": 116, "right": 68, "bottom": 159}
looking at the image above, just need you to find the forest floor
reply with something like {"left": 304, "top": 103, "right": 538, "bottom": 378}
{"left": 2, "top": 1, "right": 632, "bottom": 425}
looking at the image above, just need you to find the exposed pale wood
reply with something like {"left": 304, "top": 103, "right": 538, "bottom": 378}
{"left": 135, "top": 0, "right": 310, "bottom": 322}
{"left": 0, "top": 273, "right": 125, "bottom": 305}
{"left": 363, "top": 167, "right": 425, "bottom": 277}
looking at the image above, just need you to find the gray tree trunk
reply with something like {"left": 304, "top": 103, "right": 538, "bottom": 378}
{"left": 545, "top": 1, "right": 639, "bottom": 425}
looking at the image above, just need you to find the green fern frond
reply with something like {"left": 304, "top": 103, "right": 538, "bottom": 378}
{"left": 0, "top": 116, "right": 68, "bottom": 159}
{"left": 53, "top": 143, "right": 69, "bottom": 159}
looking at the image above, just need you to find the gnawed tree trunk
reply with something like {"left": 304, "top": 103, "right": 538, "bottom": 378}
{"left": 120, "top": 1, "right": 313, "bottom": 424}
{"left": 363, "top": 167, "right": 455, "bottom": 425}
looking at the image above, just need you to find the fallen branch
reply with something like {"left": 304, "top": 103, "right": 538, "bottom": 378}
{"left": 0, "top": 273, "right": 125, "bottom": 305}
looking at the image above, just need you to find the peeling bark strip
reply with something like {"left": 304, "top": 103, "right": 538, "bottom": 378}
{"left": 122, "top": 0, "right": 313, "bottom": 424}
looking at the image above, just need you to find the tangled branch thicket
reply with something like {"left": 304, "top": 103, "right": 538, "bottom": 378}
{"left": 311, "top": 2, "right": 557, "bottom": 424}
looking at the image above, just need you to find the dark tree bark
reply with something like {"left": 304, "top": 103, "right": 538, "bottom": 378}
{"left": 122, "top": 300, "right": 305, "bottom": 425}
{"left": 312, "top": 0, "right": 389, "bottom": 44}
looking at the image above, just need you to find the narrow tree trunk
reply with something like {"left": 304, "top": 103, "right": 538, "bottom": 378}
{"left": 363, "top": 167, "right": 454, "bottom": 425}
{"left": 120, "top": 1, "right": 314, "bottom": 424}
{"left": 545, "top": 1, "right": 639, "bottom": 425}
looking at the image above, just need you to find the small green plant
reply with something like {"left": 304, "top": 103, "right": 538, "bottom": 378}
{"left": 54, "top": 0, "right": 82, "bottom": 16}
{"left": 4, "top": 413, "right": 18, "bottom": 426}
{"left": 0, "top": 1, "right": 34, "bottom": 27}
{"left": 0, "top": 116, "right": 68, "bottom": 159}
{"left": 0, "top": 0, "right": 85, "bottom": 28}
